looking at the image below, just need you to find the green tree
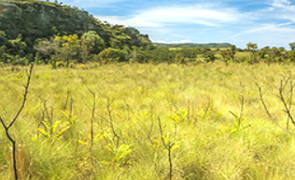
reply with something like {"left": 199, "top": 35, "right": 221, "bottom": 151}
{"left": 258, "top": 46, "right": 269, "bottom": 59}
{"left": 34, "top": 38, "right": 59, "bottom": 63}
{"left": 80, "top": 31, "right": 105, "bottom": 62}
{"left": 221, "top": 50, "right": 231, "bottom": 64}
{"left": 0, "top": 31, "right": 8, "bottom": 63}
{"left": 203, "top": 49, "right": 217, "bottom": 62}
{"left": 7, "top": 35, "right": 27, "bottom": 57}
{"left": 246, "top": 42, "right": 258, "bottom": 63}
{"left": 129, "top": 48, "right": 148, "bottom": 63}
{"left": 220, "top": 46, "right": 236, "bottom": 64}
{"left": 175, "top": 53, "right": 186, "bottom": 64}
{"left": 0, "top": 45, "right": 8, "bottom": 63}
{"left": 230, "top": 45, "right": 237, "bottom": 61}
{"left": 289, "top": 50, "right": 295, "bottom": 62}
{"left": 0, "top": 31, "right": 7, "bottom": 45}
{"left": 289, "top": 42, "right": 295, "bottom": 51}
{"left": 98, "top": 48, "right": 128, "bottom": 64}
{"left": 54, "top": 34, "right": 81, "bottom": 66}
{"left": 268, "top": 47, "right": 284, "bottom": 63}
{"left": 149, "top": 48, "right": 173, "bottom": 63}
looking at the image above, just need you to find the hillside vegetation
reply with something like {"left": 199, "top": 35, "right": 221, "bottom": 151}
{"left": 0, "top": 0, "right": 152, "bottom": 63}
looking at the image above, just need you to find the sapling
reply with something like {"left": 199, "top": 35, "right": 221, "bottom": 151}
{"left": 229, "top": 95, "right": 245, "bottom": 130}
{"left": 63, "top": 90, "right": 71, "bottom": 110}
{"left": 157, "top": 117, "right": 175, "bottom": 180}
{"left": 106, "top": 98, "right": 121, "bottom": 147}
{"left": 88, "top": 90, "right": 96, "bottom": 153}
{"left": 278, "top": 78, "right": 295, "bottom": 128}
{"left": 0, "top": 64, "right": 33, "bottom": 180}
{"left": 256, "top": 80, "right": 295, "bottom": 136}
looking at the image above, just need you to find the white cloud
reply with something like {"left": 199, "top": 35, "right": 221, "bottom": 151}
{"left": 97, "top": 16, "right": 161, "bottom": 27}
{"left": 92, "top": 0, "right": 295, "bottom": 48}
{"left": 232, "top": 22, "right": 295, "bottom": 48}
{"left": 271, "top": 0, "right": 294, "bottom": 9}
{"left": 96, "top": 4, "right": 244, "bottom": 28}
{"left": 229, "top": 0, "right": 295, "bottom": 47}
{"left": 233, "top": 22, "right": 295, "bottom": 37}
{"left": 268, "top": 0, "right": 295, "bottom": 21}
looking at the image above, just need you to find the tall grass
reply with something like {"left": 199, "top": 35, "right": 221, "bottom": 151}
{"left": 1, "top": 62, "right": 295, "bottom": 179}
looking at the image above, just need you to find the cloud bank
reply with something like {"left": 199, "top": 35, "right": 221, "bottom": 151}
{"left": 56, "top": 0, "right": 295, "bottom": 48}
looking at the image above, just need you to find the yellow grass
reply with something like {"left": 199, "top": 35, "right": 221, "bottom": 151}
{"left": 0, "top": 62, "right": 295, "bottom": 179}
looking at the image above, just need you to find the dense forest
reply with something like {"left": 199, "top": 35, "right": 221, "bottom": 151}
{"left": 0, "top": 0, "right": 153, "bottom": 65}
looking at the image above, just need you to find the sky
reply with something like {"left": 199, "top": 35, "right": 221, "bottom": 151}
{"left": 51, "top": 0, "right": 295, "bottom": 48}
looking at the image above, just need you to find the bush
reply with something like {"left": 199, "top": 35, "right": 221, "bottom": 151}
{"left": 98, "top": 48, "right": 128, "bottom": 64}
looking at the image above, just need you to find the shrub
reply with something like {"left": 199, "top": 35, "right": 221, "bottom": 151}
{"left": 98, "top": 48, "right": 128, "bottom": 64}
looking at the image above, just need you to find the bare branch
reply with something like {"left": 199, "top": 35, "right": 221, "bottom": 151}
{"left": 0, "top": 64, "right": 34, "bottom": 180}
{"left": 157, "top": 116, "right": 174, "bottom": 180}
{"left": 256, "top": 82, "right": 295, "bottom": 136}
{"left": 157, "top": 117, "right": 167, "bottom": 149}
{"left": 88, "top": 90, "right": 96, "bottom": 151}
{"left": 0, "top": 116, "right": 7, "bottom": 130}
{"left": 8, "top": 64, "right": 34, "bottom": 129}
{"left": 286, "top": 81, "right": 295, "bottom": 129}
{"left": 106, "top": 98, "right": 121, "bottom": 147}
{"left": 238, "top": 95, "right": 245, "bottom": 127}
{"left": 278, "top": 79, "right": 295, "bottom": 126}
{"left": 256, "top": 83, "right": 274, "bottom": 120}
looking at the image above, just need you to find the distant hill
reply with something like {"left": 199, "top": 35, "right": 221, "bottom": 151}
{"left": 0, "top": 0, "right": 152, "bottom": 53}
{"left": 154, "top": 42, "right": 234, "bottom": 48}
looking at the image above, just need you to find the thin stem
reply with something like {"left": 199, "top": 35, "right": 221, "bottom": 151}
{"left": 279, "top": 80, "right": 295, "bottom": 126}
{"left": 8, "top": 65, "right": 33, "bottom": 129}
{"left": 106, "top": 98, "right": 120, "bottom": 147}
{"left": 157, "top": 117, "right": 174, "bottom": 180}
{"left": 238, "top": 96, "right": 245, "bottom": 128}
{"left": 89, "top": 90, "right": 96, "bottom": 151}
{"left": 256, "top": 82, "right": 295, "bottom": 136}
{"left": 0, "top": 64, "right": 34, "bottom": 180}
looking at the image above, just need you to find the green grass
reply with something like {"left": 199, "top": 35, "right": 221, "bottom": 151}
{"left": 1, "top": 62, "right": 295, "bottom": 179}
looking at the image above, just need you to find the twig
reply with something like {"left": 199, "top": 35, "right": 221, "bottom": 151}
{"left": 238, "top": 96, "right": 245, "bottom": 126}
{"left": 88, "top": 90, "right": 96, "bottom": 152}
{"left": 157, "top": 117, "right": 167, "bottom": 149}
{"left": 106, "top": 98, "right": 121, "bottom": 147}
{"left": 256, "top": 83, "right": 274, "bottom": 120}
{"left": 287, "top": 81, "right": 294, "bottom": 129}
{"left": 0, "top": 64, "right": 34, "bottom": 180}
{"left": 256, "top": 82, "right": 295, "bottom": 136}
{"left": 8, "top": 65, "right": 34, "bottom": 129}
{"left": 63, "top": 90, "right": 71, "bottom": 110}
{"left": 157, "top": 117, "right": 174, "bottom": 180}
{"left": 278, "top": 79, "right": 295, "bottom": 126}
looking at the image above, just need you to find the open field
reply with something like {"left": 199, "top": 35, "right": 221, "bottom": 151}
{"left": 1, "top": 63, "right": 295, "bottom": 179}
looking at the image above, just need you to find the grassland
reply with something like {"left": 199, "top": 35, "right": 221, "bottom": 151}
{"left": 1, "top": 63, "right": 295, "bottom": 180}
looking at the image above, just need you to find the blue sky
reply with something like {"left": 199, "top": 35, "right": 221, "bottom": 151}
{"left": 53, "top": 0, "right": 295, "bottom": 48}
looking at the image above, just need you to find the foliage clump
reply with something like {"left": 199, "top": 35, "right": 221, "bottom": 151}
{"left": 98, "top": 48, "right": 128, "bottom": 64}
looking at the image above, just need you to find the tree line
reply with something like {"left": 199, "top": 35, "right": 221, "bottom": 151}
{"left": 1, "top": 32, "right": 295, "bottom": 66}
